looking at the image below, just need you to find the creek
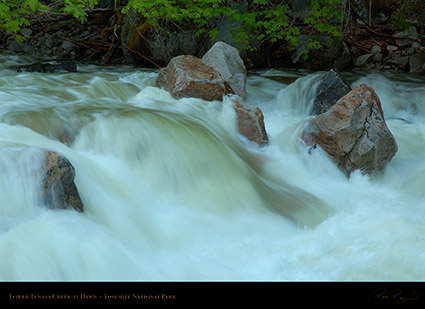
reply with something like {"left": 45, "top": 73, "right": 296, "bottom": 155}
{"left": 1, "top": 55, "right": 425, "bottom": 280}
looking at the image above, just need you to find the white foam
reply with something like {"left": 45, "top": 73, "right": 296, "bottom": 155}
{"left": 0, "top": 64, "right": 424, "bottom": 280}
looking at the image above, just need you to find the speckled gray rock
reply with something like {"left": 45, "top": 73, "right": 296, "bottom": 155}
{"left": 202, "top": 41, "right": 247, "bottom": 99}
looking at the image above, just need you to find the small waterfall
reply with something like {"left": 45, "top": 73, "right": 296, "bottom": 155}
{"left": 1, "top": 57, "right": 425, "bottom": 280}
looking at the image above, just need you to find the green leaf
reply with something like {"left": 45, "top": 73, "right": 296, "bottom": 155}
{"left": 63, "top": 3, "right": 88, "bottom": 22}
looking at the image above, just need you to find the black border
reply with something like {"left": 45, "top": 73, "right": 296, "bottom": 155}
{"left": 2, "top": 281, "right": 425, "bottom": 306}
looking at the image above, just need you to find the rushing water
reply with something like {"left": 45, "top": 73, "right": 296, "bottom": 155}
{"left": 1, "top": 55, "right": 425, "bottom": 281}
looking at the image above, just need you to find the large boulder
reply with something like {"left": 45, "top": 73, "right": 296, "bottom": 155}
{"left": 302, "top": 84, "right": 398, "bottom": 176}
{"left": 234, "top": 100, "right": 269, "bottom": 146}
{"left": 312, "top": 69, "right": 352, "bottom": 115}
{"left": 156, "top": 54, "right": 268, "bottom": 146}
{"left": 156, "top": 55, "right": 234, "bottom": 101}
{"left": 202, "top": 41, "right": 247, "bottom": 99}
{"left": 42, "top": 151, "right": 83, "bottom": 212}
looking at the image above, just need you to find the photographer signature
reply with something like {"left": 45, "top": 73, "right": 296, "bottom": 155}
{"left": 369, "top": 288, "right": 420, "bottom": 304}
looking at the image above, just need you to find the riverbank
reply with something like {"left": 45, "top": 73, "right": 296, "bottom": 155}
{"left": 0, "top": 4, "right": 424, "bottom": 74}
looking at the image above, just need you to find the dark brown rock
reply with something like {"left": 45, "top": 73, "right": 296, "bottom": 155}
{"left": 42, "top": 151, "right": 83, "bottom": 212}
{"left": 156, "top": 55, "right": 234, "bottom": 101}
{"left": 302, "top": 84, "right": 398, "bottom": 176}
{"left": 234, "top": 100, "right": 268, "bottom": 146}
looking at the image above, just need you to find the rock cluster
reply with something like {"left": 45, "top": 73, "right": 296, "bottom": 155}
{"left": 156, "top": 41, "right": 268, "bottom": 146}
{"left": 1, "top": 2, "right": 118, "bottom": 65}
{"left": 303, "top": 78, "right": 398, "bottom": 176}
{"left": 353, "top": 25, "right": 425, "bottom": 74}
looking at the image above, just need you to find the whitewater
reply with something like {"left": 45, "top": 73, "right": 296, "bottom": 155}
{"left": 0, "top": 55, "right": 425, "bottom": 281}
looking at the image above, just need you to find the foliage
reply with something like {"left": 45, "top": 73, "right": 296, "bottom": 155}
{"left": 0, "top": 0, "right": 46, "bottom": 34}
{"left": 357, "top": 0, "right": 425, "bottom": 31}
{"left": 0, "top": 0, "right": 98, "bottom": 39}
{"left": 306, "top": 0, "right": 344, "bottom": 37}
{"left": 62, "top": 0, "right": 99, "bottom": 23}
{"left": 121, "top": 0, "right": 345, "bottom": 55}
{"left": 0, "top": 0, "right": 347, "bottom": 57}
{"left": 387, "top": 0, "right": 425, "bottom": 31}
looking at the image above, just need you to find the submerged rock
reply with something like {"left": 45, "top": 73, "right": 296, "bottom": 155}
{"left": 42, "top": 151, "right": 83, "bottom": 212}
{"left": 302, "top": 84, "right": 398, "bottom": 176}
{"left": 202, "top": 41, "right": 247, "bottom": 99}
{"left": 312, "top": 69, "right": 352, "bottom": 115}
{"left": 156, "top": 55, "right": 234, "bottom": 101}
{"left": 15, "top": 60, "right": 77, "bottom": 73}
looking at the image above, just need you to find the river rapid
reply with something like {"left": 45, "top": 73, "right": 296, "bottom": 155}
{"left": 0, "top": 55, "right": 425, "bottom": 281}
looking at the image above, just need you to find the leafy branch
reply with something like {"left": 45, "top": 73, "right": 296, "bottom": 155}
{"left": 0, "top": 0, "right": 99, "bottom": 40}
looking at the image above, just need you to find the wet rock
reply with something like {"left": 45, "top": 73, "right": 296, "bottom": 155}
{"left": 409, "top": 53, "right": 425, "bottom": 74}
{"left": 396, "top": 38, "right": 415, "bottom": 48}
{"left": 7, "top": 40, "right": 25, "bottom": 53}
{"left": 302, "top": 84, "right": 398, "bottom": 176}
{"left": 61, "top": 40, "right": 76, "bottom": 50}
{"left": 16, "top": 60, "right": 77, "bottom": 73}
{"left": 354, "top": 53, "right": 373, "bottom": 67}
{"left": 371, "top": 45, "right": 382, "bottom": 55}
{"left": 234, "top": 100, "right": 269, "bottom": 146}
{"left": 156, "top": 55, "right": 234, "bottom": 101}
{"left": 394, "top": 26, "right": 419, "bottom": 41}
{"left": 373, "top": 54, "right": 384, "bottom": 64}
{"left": 373, "top": 53, "right": 383, "bottom": 64}
{"left": 42, "top": 151, "right": 83, "bottom": 212}
{"left": 412, "top": 42, "right": 425, "bottom": 53}
{"left": 20, "top": 28, "right": 33, "bottom": 39}
{"left": 202, "top": 41, "right": 247, "bottom": 99}
{"left": 387, "top": 45, "right": 399, "bottom": 53}
{"left": 312, "top": 69, "right": 352, "bottom": 115}
{"left": 388, "top": 53, "right": 410, "bottom": 69}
